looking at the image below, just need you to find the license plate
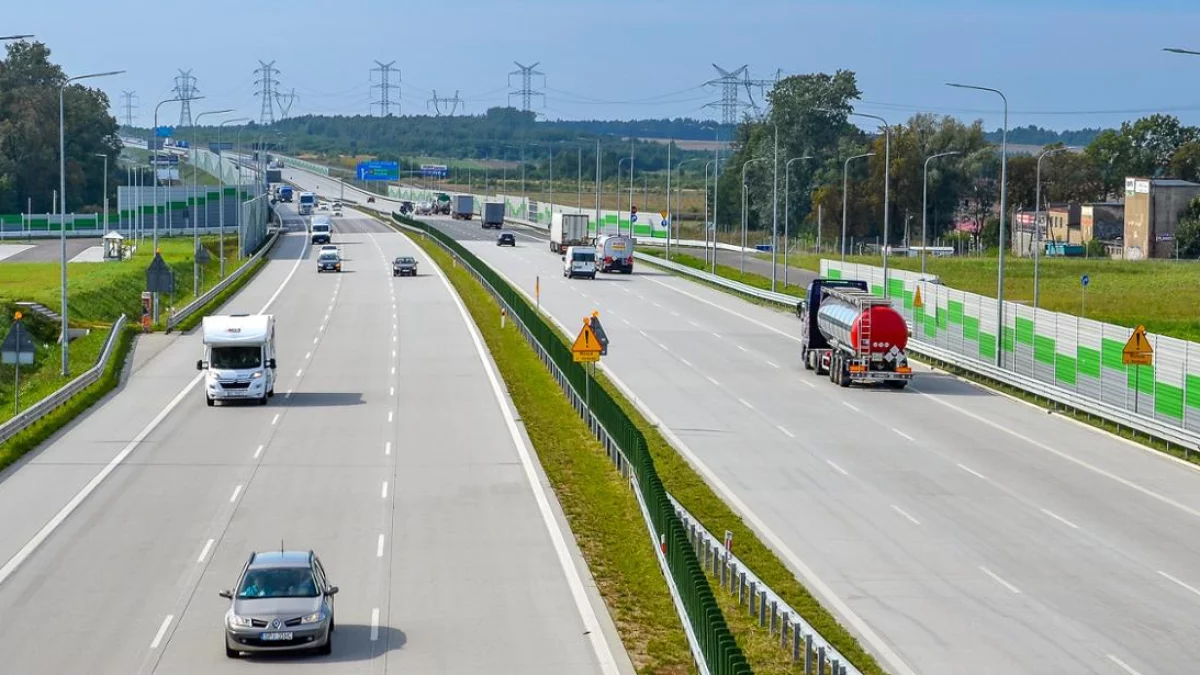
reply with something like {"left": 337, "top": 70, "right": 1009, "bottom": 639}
{"left": 260, "top": 631, "right": 293, "bottom": 641}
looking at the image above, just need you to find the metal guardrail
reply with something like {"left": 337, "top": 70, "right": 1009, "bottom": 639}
{"left": 635, "top": 252, "right": 1200, "bottom": 454}
{"left": 0, "top": 314, "right": 129, "bottom": 446}
{"left": 165, "top": 228, "right": 280, "bottom": 333}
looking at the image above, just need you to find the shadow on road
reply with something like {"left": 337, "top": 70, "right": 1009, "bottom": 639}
{"left": 282, "top": 392, "right": 366, "bottom": 407}
{"left": 235, "top": 624, "right": 407, "bottom": 663}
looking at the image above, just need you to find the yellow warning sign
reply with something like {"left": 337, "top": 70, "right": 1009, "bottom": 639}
{"left": 913, "top": 286, "right": 924, "bottom": 309}
{"left": 572, "top": 320, "right": 603, "bottom": 363}
{"left": 1122, "top": 325, "right": 1153, "bottom": 366}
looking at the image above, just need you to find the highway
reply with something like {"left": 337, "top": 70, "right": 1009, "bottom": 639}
{"left": 0, "top": 204, "right": 627, "bottom": 673}
{"left": 282, "top": 166, "right": 1200, "bottom": 675}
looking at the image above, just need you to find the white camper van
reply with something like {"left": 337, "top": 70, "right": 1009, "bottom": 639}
{"left": 197, "top": 314, "right": 277, "bottom": 406}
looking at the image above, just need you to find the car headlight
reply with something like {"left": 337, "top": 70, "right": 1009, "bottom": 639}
{"left": 299, "top": 611, "right": 324, "bottom": 625}
{"left": 251, "top": 370, "right": 263, "bottom": 379}
{"left": 228, "top": 613, "right": 252, "bottom": 628}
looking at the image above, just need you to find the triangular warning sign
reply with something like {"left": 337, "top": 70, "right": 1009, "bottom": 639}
{"left": 572, "top": 321, "right": 602, "bottom": 355}
{"left": 913, "top": 286, "right": 924, "bottom": 309}
{"left": 1123, "top": 325, "right": 1152, "bottom": 355}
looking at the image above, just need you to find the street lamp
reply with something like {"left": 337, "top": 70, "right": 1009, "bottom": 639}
{"left": 150, "top": 95, "right": 204, "bottom": 252}
{"left": 190, "top": 109, "right": 233, "bottom": 296}
{"left": 847, "top": 112, "right": 892, "bottom": 295}
{"left": 783, "top": 155, "right": 814, "bottom": 287}
{"left": 617, "top": 157, "right": 633, "bottom": 236}
{"left": 93, "top": 153, "right": 108, "bottom": 233}
{"left": 60, "top": 69, "right": 124, "bottom": 376}
{"left": 841, "top": 152, "right": 875, "bottom": 263}
{"left": 671, "top": 157, "right": 705, "bottom": 259}
{"left": 1034, "top": 146, "right": 1068, "bottom": 308}
{"left": 921, "top": 151, "right": 960, "bottom": 276}
{"left": 741, "top": 157, "right": 769, "bottom": 273}
{"left": 948, "top": 82, "right": 1008, "bottom": 367}
{"left": 217, "top": 118, "right": 249, "bottom": 278}
{"left": 0, "top": 34, "right": 33, "bottom": 41}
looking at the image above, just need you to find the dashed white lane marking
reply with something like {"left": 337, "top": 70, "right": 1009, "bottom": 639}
{"left": 893, "top": 428, "right": 914, "bottom": 441}
{"left": 1158, "top": 570, "right": 1200, "bottom": 598}
{"left": 656, "top": 342, "right": 669, "bottom": 351}
{"left": 957, "top": 463, "right": 987, "bottom": 480}
{"left": 271, "top": 414, "right": 280, "bottom": 426}
{"left": 391, "top": 366, "right": 396, "bottom": 375}
{"left": 385, "top": 442, "right": 392, "bottom": 456}
{"left": 304, "top": 352, "right": 311, "bottom": 359}
{"left": 891, "top": 505, "right": 921, "bottom": 526}
{"left": 738, "top": 397, "right": 755, "bottom": 410}
{"left": 285, "top": 389, "right": 292, "bottom": 398}
{"left": 842, "top": 401, "right": 860, "bottom": 412}
{"left": 388, "top": 411, "right": 393, "bottom": 423}
{"left": 197, "top": 539, "right": 214, "bottom": 563}
{"left": 679, "top": 357, "right": 693, "bottom": 368}
{"left": 313, "top": 336, "right": 319, "bottom": 344}
{"left": 802, "top": 380, "right": 816, "bottom": 388}
{"left": 979, "top": 566, "right": 1021, "bottom": 594}
{"left": 370, "top": 608, "right": 380, "bottom": 641}
{"left": 689, "top": 320, "right": 701, "bottom": 328}
{"left": 392, "top": 350, "right": 396, "bottom": 358}
{"left": 706, "top": 375, "right": 720, "bottom": 386}
{"left": 777, "top": 425, "right": 795, "bottom": 438}
{"left": 638, "top": 329, "right": 648, "bottom": 337}
{"left": 229, "top": 485, "right": 243, "bottom": 502}
{"left": 826, "top": 460, "right": 849, "bottom": 476}
{"left": 711, "top": 332, "right": 722, "bottom": 339}
{"left": 1106, "top": 655, "right": 1144, "bottom": 675}
{"left": 736, "top": 345, "right": 749, "bottom": 353}
{"left": 622, "top": 318, "right": 631, "bottom": 326}
{"left": 296, "top": 369, "right": 303, "bottom": 377}
{"left": 150, "top": 615, "right": 173, "bottom": 649}
{"left": 766, "top": 360, "right": 780, "bottom": 369}
{"left": 253, "top": 444, "right": 264, "bottom": 459}
{"left": 381, "top": 482, "right": 388, "bottom": 499}
{"left": 1040, "top": 508, "right": 1080, "bottom": 530}
{"left": 376, "top": 534, "right": 385, "bottom": 557}
{"left": 390, "top": 386, "right": 395, "bottom": 396}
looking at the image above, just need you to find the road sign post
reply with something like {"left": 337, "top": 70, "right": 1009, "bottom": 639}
{"left": 572, "top": 313, "right": 610, "bottom": 412}
{"left": 1081, "top": 274, "right": 1090, "bottom": 318}
{"left": 2, "top": 312, "right": 36, "bottom": 415}
{"left": 146, "top": 250, "right": 176, "bottom": 327}
{"left": 1122, "top": 325, "right": 1154, "bottom": 414}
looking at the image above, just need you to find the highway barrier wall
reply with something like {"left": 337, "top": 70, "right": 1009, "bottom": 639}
{"left": 391, "top": 211, "right": 753, "bottom": 675}
{"left": 821, "top": 260, "right": 1200, "bottom": 442}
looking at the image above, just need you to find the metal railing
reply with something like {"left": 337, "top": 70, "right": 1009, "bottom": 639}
{"left": 0, "top": 314, "right": 129, "bottom": 446}
{"left": 165, "top": 228, "right": 280, "bottom": 333}
{"left": 634, "top": 252, "right": 1200, "bottom": 455}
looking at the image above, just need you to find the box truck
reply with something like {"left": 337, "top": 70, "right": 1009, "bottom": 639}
{"left": 451, "top": 194, "right": 474, "bottom": 220}
{"left": 549, "top": 213, "right": 590, "bottom": 253}
{"left": 482, "top": 201, "right": 505, "bottom": 229}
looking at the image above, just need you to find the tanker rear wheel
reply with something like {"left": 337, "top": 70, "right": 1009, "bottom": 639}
{"left": 802, "top": 349, "right": 814, "bottom": 371}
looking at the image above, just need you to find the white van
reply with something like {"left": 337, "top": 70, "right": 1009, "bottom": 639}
{"left": 562, "top": 245, "right": 597, "bottom": 279}
{"left": 311, "top": 220, "right": 332, "bottom": 244}
{"left": 197, "top": 314, "right": 277, "bottom": 406}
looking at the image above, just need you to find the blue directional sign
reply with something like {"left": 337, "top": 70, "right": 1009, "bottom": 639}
{"left": 1081, "top": 274, "right": 1090, "bottom": 287}
{"left": 154, "top": 126, "right": 174, "bottom": 138}
{"left": 357, "top": 160, "right": 400, "bottom": 181}
{"left": 630, "top": 213, "right": 638, "bottom": 223}
{"left": 419, "top": 164, "right": 449, "bottom": 179}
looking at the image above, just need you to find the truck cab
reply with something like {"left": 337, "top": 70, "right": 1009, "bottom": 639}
{"left": 298, "top": 192, "right": 316, "bottom": 215}
{"left": 562, "top": 245, "right": 597, "bottom": 279}
{"left": 197, "top": 314, "right": 277, "bottom": 406}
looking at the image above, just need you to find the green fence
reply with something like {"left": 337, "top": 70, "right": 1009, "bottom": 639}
{"left": 391, "top": 211, "right": 751, "bottom": 675}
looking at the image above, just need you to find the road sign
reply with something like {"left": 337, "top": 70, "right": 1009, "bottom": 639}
{"left": 572, "top": 319, "right": 603, "bottom": 363}
{"left": 419, "top": 164, "right": 449, "bottom": 179}
{"left": 1, "top": 317, "right": 35, "bottom": 366}
{"left": 630, "top": 213, "right": 638, "bottom": 224}
{"left": 357, "top": 160, "right": 400, "bottom": 181}
{"left": 913, "top": 285, "right": 924, "bottom": 309}
{"left": 146, "top": 252, "right": 175, "bottom": 294}
{"left": 589, "top": 312, "right": 609, "bottom": 356}
{"left": 1122, "top": 325, "right": 1153, "bottom": 366}
{"left": 1081, "top": 274, "right": 1090, "bottom": 287}
{"left": 155, "top": 125, "right": 174, "bottom": 138}
{"left": 196, "top": 245, "right": 212, "bottom": 265}
{"left": 660, "top": 211, "right": 668, "bottom": 220}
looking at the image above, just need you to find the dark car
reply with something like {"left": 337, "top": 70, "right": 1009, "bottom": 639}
{"left": 497, "top": 232, "right": 516, "bottom": 247}
{"left": 392, "top": 256, "right": 418, "bottom": 277}
{"left": 316, "top": 251, "right": 341, "bottom": 273}
{"left": 220, "top": 550, "right": 338, "bottom": 658}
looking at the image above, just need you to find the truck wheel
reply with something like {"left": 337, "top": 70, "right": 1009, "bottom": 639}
{"left": 802, "top": 350, "right": 813, "bottom": 371}
{"left": 838, "top": 361, "right": 851, "bottom": 388}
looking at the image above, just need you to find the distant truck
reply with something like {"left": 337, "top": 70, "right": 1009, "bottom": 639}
{"left": 482, "top": 201, "right": 505, "bottom": 229}
{"left": 596, "top": 234, "right": 634, "bottom": 274}
{"left": 549, "top": 213, "right": 590, "bottom": 253}
{"left": 798, "top": 279, "right": 912, "bottom": 389}
{"left": 298, "top": 192, "right": 316, "bottom": 215}
{"left": 277, "top": 185, "right": 294, "bottom": 202}
{"left": 197, "top": 314, "right": 277, "bottom": 406}
{"left": 451, "top": 194, "right": 474, "bottom": 220}
{"left": 434, "top": 193, "right": 452, "bottom": 215}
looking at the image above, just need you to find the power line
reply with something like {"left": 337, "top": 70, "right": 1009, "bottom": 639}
{"left": 371, "top": 60, "right": 401, "bottom": 116}
{"left": 254, "top": 60, "right": 281, "bottom": 124}
{"left": 120, "top": 90, "right": 138, "bottom": 127}
{"left": 427, "top": 90, "right": 463, "bottom": 116}
{"left": 508, "top": 61, "right": 546, "bottom": 112}
{"left": 173, "top": 69, "right": 199, "bottom": 127}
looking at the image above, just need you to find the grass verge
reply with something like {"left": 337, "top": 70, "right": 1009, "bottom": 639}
{"left": 406, "top": 232, "right": 695, "bottom": 674}
{"left": 171, "top": 248, "right": 272, "bottom": 334}
{"left": 0, "top": 324, "right": 135, "bottom": 474}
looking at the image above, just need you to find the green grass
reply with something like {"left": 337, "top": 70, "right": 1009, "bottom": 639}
{"left": 782, "top": 252, "right": 1200, "bottom": 342}
{"left": 408, "top": 233, "right": 696, "bottom": 674}
{"left": 0, "top": 329, "right": 106, "bottom": 426}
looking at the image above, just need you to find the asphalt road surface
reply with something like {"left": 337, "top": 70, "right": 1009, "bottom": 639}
{"left": 0, "top": 203, "right": 628, "bottom": 674}
{"left": 0, "top": 237, "right": 103, "bottom": 262}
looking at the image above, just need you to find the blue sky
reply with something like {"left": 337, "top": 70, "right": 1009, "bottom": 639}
{"left": 9, "top": 0, "right": 1200, "bottom": 132}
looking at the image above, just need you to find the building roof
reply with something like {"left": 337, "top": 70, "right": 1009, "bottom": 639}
{"left": 1152, "top": 179, "right": 1200, "bottom": 188}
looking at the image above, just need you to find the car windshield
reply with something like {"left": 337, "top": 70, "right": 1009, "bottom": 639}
{"left": 319, "top": 253, "right": 338, "bottom": 261}
{"left": 210, "top": 345, "right": 262, "bottom": 370}
{"left": 572, "top": 251, "right": 595, "bottom": 263}
{"left": 395, "top": 257, "right": 415, "bottom": 264}
{"left": 238, "top": 567, "right": 319, "bottom": 599}
{"left": 312, "top": 225, "right": 330, "bottom": 232}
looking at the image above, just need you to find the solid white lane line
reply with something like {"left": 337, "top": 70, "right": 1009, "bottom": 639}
{"left": 893, "top": 428, "right": 914, "bottom": 441}
{"left": 891, "top": 505, "right": 921, "bottom": 526}
{"left": 826, "top": 460, "right": 849, "bottom": 476}
{"left": 381, "top": 482, "right": 388, "bottom": 499}
{"left": 385, "top": 442, "right": 391, "bottom": 456}
{"left": 271, "top": 414, "right": 280, "bottom": 426}
{"left": 376, "top": 534, "right": 385, "bottom": 557}
{"left": 766, "top": 360, "right": 780, "bottom": 369}
{"left": 777, "top": 425, "right": 795, "bottom": 438}
{"left": 979, "top": 566, "right": 1021, "bottom": 594}
{"left": 1158, "top": 570, "right": 1200, "bottom": 598}
{"left": 253, "top": 445, "right": 264, "bottom": 459}
{"left": 957, "top": 463, "right": 987, "bottom": 480}
{"left": 842, "top": 401, "right": 860, "bottom": 412}
{"left": 229, "top": 485, "right": 242, "bottom": 502}
{"left": 1040, "top": 508, "right": 1080, "bottom": 530}
{"left": 679, "top": 357, "right": 693, "bottom": 368}
{"left": 388, "top": 411, "right": 393, "bottom": 422}
{"left": 1106, "top": 655, "right": 1144, "bottom": 675}
{"left": 706, "top": 375, "right": 720, "bottom": 386}
{"left": 738, "top": 397, "right": 755, "bottom": 410}
{"left": 197, "top": 539, "right": 214, "bottom": 563}
{"left": 370, "top": 608, "right": 380, "bottom": 641}
{"left": 150, "top": 615, "right": 173, "bottom": 649}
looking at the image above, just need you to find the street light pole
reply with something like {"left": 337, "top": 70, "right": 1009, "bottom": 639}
{"left": 921, "top": 151, "right": 960, "bottom": 276}
{"left": 150, "top": 95, "right": 200, "bottom": 252}
{"left": 93, "top": 153, "right": 108, "bottom": 233}
{"left": 217, "top": 118, "right": 248, "bottom": 278}
{"left": 848, "top": 112, "right": 891, "bottom": 295}
{"left": 673, "top": 158, "right": 704, "bottom": 260}
{"left": 61, "top": 69, "right": 124, "bottom": 377}
{"left": 771, "top": 123, "right": 780, "bottom": 291}
{"left": 783, "top": 155, "right": 813, "bottom": 287}
{"left": 741, "top": 157, "right": 768, "bottom": 274}
{"left": 190, "top": 109, "right": 233, "bottom": 296}
{"left": 841, "top": 152, "right": 875, "bottom": 263}
{"left": 617, "top": 157, "right": 632, "bottom": 236}
{"left": 948, "top": 82, "right": 1008, "bottom": 367}
{"left": 1034, "top": 146, "right": 1068, "bottom": 309}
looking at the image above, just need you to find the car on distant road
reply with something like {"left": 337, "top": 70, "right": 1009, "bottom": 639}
{"left": 497, "top": 232, "right": 516, "bottom": 247}
{"left": 392, "top": 256, "right": 418, "bottom": 277}
{"left": 316, "top": 251, "right": 341, "bottom": 273}
{"left": 220, "top": 549, "right": 338, "bottom": 658}
{"left": 319, "top": 244, "right": 339, "bottom": 255}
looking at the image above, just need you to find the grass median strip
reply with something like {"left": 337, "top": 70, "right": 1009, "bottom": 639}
{"left": 408, "top": 234, "right": 695, "bottom": 674}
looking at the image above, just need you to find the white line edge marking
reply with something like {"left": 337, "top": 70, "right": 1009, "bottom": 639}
{"left": 384, "top": 441, "right": 391, "bottom": 456}
{"left": 893, "top": 428, "right": 914, "bottom": 441}
{"left": 253, "top": 444, "right": 264, "bottom": 459}
{"left": 842, "top": 401, "right": 860, "bottom": 412}
{"left": 150, "top": 615, "right": 173, "bottom": 649}
{"left": 416, "top": 233, "right": 620, "bottom": 675}
{"left": 376, "top": 534, "right": 385, "bottom": 557}
{"left": 1106, "top": 654, "right": 1144, "bottom": 675}
{"left": 957, "top": 463, "right": 987, "bottom": 480}
{"left": 979, "top": 566, "right": 1021, "bottom": 594}
{"left": 370, "top": 608, "right": 380, "bottom": 641}
{"left": 1158, "top": 570, "right": 1200, "bottom": 598}
{"left": 777, "top": 425, "right": 795, "bottom": 438}
{"left": 0, "top": 234, "right": 309, "bottom": 589}
{"left": 826, "top": 460, "right": 849, "bottom": 476}
{"left": 1040, "top": 508, "right": 1080, "bottom": 530}
{"left": 890, "top": 504, "right": 921, "bottom": 525}
{"left": 738, "top": 397, "right": 755, "bottom": 410}
{"left": 229, "top": 485, "right": 243, "bottom": 503}
{"left": 197, "top": 539, "right": 214, "bottom": 563}
{"left": 381, "top": 482, "right": 388, "bottom": 499}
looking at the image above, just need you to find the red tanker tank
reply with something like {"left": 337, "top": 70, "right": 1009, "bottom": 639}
{"left": 816, "top": 297, "right": 909, "bottom": 355}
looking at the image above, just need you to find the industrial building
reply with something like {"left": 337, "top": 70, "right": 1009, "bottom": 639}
{"left": 1122, "top": 177, "right": 1200, "bottom": 259}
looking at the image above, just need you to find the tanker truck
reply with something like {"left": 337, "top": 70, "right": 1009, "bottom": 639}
{"left": 798, "top": 278, "right": 913, "bottom": 389}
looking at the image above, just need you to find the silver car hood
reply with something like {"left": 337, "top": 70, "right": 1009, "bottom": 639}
{"left": 232, "top": 596, "right": 321, "bottom": 618}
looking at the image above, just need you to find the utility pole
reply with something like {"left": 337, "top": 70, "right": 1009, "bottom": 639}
{"left": 120, "top": 90, "right": 138, "bottom": 128}
{"left": 371, "top": 60, "right": 400, "bottom": 116}
{"left": 704, "top": 65, "right": 748, "bottom": 125}
{"left": 507, "top": 62, "right": 546, "bottom": 112}
{"left": 254, "top": 60, "right": 280, "bottom": 124}
{"left": 173, "top": 70, "right": 198, "bottom": 128}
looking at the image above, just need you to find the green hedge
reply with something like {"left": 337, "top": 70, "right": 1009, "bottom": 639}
{"left": 393, "top": 212, "right": 751, "bottom": 675}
